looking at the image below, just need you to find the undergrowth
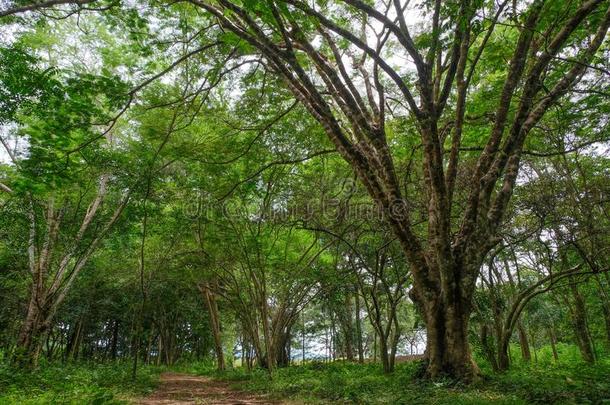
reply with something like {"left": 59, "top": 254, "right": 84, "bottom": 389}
{"left": 0, "top": 360, "right": 161, "bottom": 404}
{"left": 1, "top": 344, "right": 608, "bottom": 404}
{"left": 185, "top": 344, "right": 610, "bottom": 404}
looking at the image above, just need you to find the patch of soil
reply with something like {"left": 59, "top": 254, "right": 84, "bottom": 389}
{"left": 136, "top": 372, "right": 283, "bottom": 405}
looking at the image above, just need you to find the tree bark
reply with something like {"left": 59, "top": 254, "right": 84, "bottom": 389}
{"left": 354, "top": 292, "right": 364, "bottom": 363}
{"left": 480, "top": 324, "right": 499, "bottom": 372}
{"left": 340, "top": 293, "right": 355, "bottom": 361}
{"left": 595, "top": 275, "right": 610, "bottom": 348}
{"left": 110, "top": 319, "right": 120, "bottom": 361}
{"left": 569, "top": 282, "right": 596, "bottom": 363}
{"left": 517, "top": 321, "right": 531, "bottom": 362}
{"left": 65, "top": 318, "right": 84, "bottom": 361}
{"left": 199, "top": 283, "right": 225, "bottom": 371}
{"left": 16, "top": 290, "right": 52, "bottom": 367}
{"left": 274, "top": 327, "right": 291, "bottom": 368}
{"left": 548, "top": 327, "right": 559, "bottom": 362}
{"left": 301, "top": 312, "right": 306, "bottom": 364}
{"left": 422, "top": 294, "right": 478, "bottom": 379}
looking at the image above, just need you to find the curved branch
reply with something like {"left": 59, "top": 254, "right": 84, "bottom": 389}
{"left": 0, "top": 0, "right": 97, "bottom": 17}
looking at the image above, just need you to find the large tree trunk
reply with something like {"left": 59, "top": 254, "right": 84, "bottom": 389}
{"left": 274, "top": 328, "right": 291, "bottom": 368}
{"left": 497, "top": 334, "right": 510, "bottom": 371}
{"left": 422, "top": 294, "right": 478, "bottom": 380}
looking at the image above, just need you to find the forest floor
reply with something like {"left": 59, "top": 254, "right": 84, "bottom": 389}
{"left": 180, "top": 346, "right": 610, "bottom": 404}
{"left": 136, "top": 372, "right": 285, "bottom": 404}
{"left": 1, "top": 345, "right": 608, "bottom": 404}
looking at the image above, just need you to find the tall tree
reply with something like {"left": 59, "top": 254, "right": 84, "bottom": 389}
{"left": 2, "top": 0, "right": 609, "bottom": 381}
{"left": 181, "top": 0, "right": 610, "bottom": 379}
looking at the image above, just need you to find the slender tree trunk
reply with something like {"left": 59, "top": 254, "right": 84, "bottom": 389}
{"left": 287, "top": 330, "right": 292, "bottom": 366}
{"left": 530, "top": 328, "right": 538, "bottom": 363}
{"left": 200, "top": 283, "right": 225, "bottom": 371}
{"left": 340, "top": 293, "right": 355, "bottom": 361}
{"left": 144, "top": 332, "right": 154, "bottom": 365}
{"left": 548, "top": 327, "right": 559, "bottom": 362}
{"left": 131, "top": 306, "right": 144, "bottom": 380}
{"left": 331, "top": 315, "right": 336, "bottom": 361}
{"left": 389, "top": 307, "right": 400, "bottom": 372}
{"left": 325, "top": 327, "right": 330, "bottom": 363}
{"left": 301, "top": 312, "right": 306, "bottom": 364}
{"left": 496, "top": 325, "right": 512, "bottom": 371}
{"left": 354, "top": 293, "right": 364, "bottom": 363}
{"left": 569, "top": 282, "right": 596, "bottom": 363}
{"left": 131, "top": 333, "right": 140, "bottom": 380}
{"left": 243, "top": 335, "right": 252, "bottom": 370}
{"left": 594, "top": 276, "right": 610, "bottom": 348}
{"left": 378, "top": 333, "right": 392, "bottom": 373}
{"left": 517, "top": 321, "right": 531, "bottom": 362}
{"left": 45, "top": 327, "right": 57, "bottom": 361}
{"left": 156, "top": 335, "right": 162, "bottom": 366}
{"left": 260, "top": 298, "right": 274, "bottom": 373}
{"left": 240, "top": 335, "right": 245, "bottom": 368}
{"left": 373, "top": 333, "right": 377, "bottom": 363}
{"left": 66, "top": 318, "right": 84, "bottom": 361}
{"left": 480, "top": 324, "right": 499, "bottom": 371}
{"left": 110, "top": 319, "right": 120, "bottom": 361}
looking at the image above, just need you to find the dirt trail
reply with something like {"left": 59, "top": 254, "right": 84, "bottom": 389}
{"left": 136, "top": 372, "right": 284, "bottom": 405}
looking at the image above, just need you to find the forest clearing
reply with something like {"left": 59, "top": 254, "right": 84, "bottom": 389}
{"left": 0, "top": 0, "right": 609, "bottom": 403}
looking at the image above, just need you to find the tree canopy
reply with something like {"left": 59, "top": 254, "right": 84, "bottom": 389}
{"left": 0, "top": 0, "right": 609, "bottom": 400}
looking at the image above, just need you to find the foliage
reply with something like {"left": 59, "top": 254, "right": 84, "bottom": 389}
{"left": 202, "top": 349, "right": 610, "bottom": 404}
{"left": 0, "top": 0, "right": 609, "bottom": 402}
{"left": 0, "top": 361, "right": 161, "bottom": 404}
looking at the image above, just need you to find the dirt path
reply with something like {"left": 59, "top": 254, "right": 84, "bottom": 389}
{"left": 136, "top": 372, "right": 284, "bottom": 405}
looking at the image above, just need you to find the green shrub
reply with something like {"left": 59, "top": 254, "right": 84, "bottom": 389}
{"left": 205, "top": 348, "right": 610, "bottom": 404}
{"left": 0, "top": 361, "right": 161, "bottom": 404}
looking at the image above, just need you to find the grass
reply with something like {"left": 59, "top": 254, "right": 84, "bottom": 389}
{"left": 185, "top": 344, "right": 610, "bottom": 404}
{"left": 196, "top": 362, "right": 521, "bottom": 404}
{"left": 1, "top": 344, "right": 608, "bottom": 404}
{"left": 0, "top": 360, "right": 162, "bottom": 404}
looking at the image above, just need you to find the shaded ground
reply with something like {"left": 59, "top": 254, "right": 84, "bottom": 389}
{"left": 136, "top": 372, "right": 283, "bottom": 405}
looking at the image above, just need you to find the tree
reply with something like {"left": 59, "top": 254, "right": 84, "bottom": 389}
{"left": 180, "top": 0, "right": 610, "bottom": 379}
{"left": 1, "top": 0, "right": 609, "bottom": 383}
{"left": 0, "top": 47, "right": 131, "bottom": 366}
